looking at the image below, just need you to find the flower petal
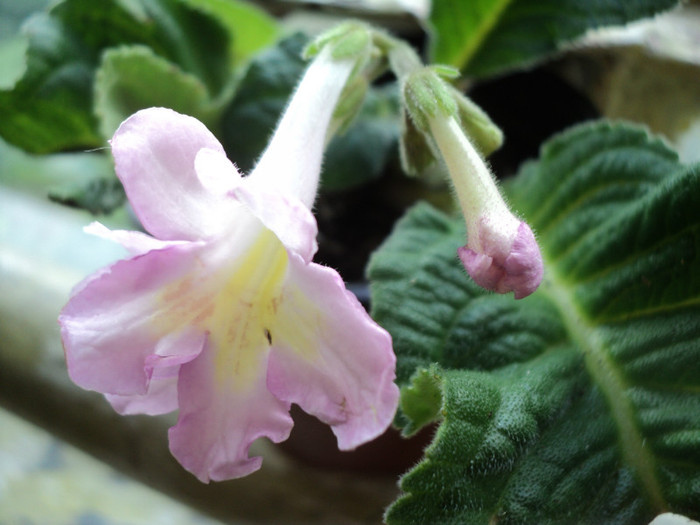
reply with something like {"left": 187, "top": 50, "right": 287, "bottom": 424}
{"left": 267, "top": 254, "right": 399, "bottom": 450}
{"left": 168, "top": 342, "right": 293, "bottom": 482}
{"left": 84, "top": 222, "right": 186, "bottom": 256}
{"left": 105, "top": 328, "right": 207, "bottom": 415}
{"left": 194, "top": 147, "right": 242, "bottom": 197}
{"left": 111, "top": 107, "right": 232, "bottom": 241}
{"left": 232, "top": 178, "right": 318, "bottom": 263}
{"left": 105, "top": 369, "right": 177, "bottom": 416}
{"left": 503, "top": 221, "right": 544, "bottom": 299}
{"left": 59, "top": 242, "right": 206, "bottom": 396}
{"left": 190, "top": 147, "right": 318, "bottom": 261}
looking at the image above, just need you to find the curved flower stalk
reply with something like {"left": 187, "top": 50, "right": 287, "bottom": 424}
{"left": 59, "top": 43, "right": 399, "bottom": 482}
{"left": 400, "top": 65, "right": 543, "bottom": 299}
{"left": 428, "top": 115, "right": 543, "bottom": 299}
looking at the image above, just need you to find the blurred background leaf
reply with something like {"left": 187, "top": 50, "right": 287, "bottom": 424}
{"left": 179, "top": 0, "right": 278, "bottom": 65}
{"left": 0, "top": 0, "right": 276, "bottom": 153}
{"left": 428, "top": 0, "right": 680, "bottom": 77}
{"left": 94, "top": 45, "right": 214, "bottom": 139}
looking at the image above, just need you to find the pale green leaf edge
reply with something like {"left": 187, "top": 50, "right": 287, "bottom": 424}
{"left": 94, "top": 45, "right": 212, "bottom": 140}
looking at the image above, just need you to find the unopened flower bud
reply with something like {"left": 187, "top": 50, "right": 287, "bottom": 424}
{"left": 429, "top": 116, "right": 543, "bottom": 299}
{"left": 457, "top": 217, "right": 542, "bottom": 299}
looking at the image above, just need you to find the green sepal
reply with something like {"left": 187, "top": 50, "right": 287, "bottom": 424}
{"left": 397, "top": 67, "right": 456, "bottom": 177}
{"left": 332, "top": 75, "right": 369, "bottom": 136}
{"left": 398, "top": 66, "right": 502, "bottom": 175}
{"left": 429, "top": 64, "right": 461, "bottom": 79}
{"left": 329, "top": 23, "right": 372, "bottom": 61}
{"left": 303, "top": 21, "right": 372, "bottom": 62}
{"left": 403, "top": 68, "right": 457, "bottom": 133}
{"left": 323, "top": 84, "right": 399, "bottom": 191}
{"left": 304, "top": 21, "right": 381, "bottom": 136}
{"left": 451, "top": 85, "right": 503, "bottom": 156}
{"left": 398, "top": 112, "right": 439, "bottom": 177}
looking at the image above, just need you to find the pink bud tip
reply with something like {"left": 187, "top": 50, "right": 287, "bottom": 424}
{"left": 458, "top": 221, "right": 543, "bottom": 299}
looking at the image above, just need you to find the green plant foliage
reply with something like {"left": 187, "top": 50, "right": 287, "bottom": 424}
{"left": 368, "top": 122, "right": 700, "bottom": 523}
{"left": 323, "top": 85, "right": 399, "bottom": 191}
{"left": 179, "top": 0, "right": 278, "bottom": 65}
{"left": 399, "top": 365, "right": 444, "bottom": 437}
{"left": 221, "top": 34, "right": 400, "bottom": 191}
{"left": 94, "top": 45, "right": 213, "bottom": 140}
{"left": 49, "top": 176, "right": 126, "bottom": 215}
{"left": 429, "top": 0, "right": 679, "bottom": 77}
{"left": 0, "top": 0, "right": 275, "bottom": 153}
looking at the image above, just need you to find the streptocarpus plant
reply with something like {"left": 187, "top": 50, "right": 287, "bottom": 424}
{"left": 38, "top": 7, "right": 699, "bottom": 525}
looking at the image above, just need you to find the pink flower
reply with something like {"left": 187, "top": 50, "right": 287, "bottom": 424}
{"left": 59, "top": 47, "right": 399, "bottom": 482}
{"left": 428, "top": 116, "right": 543, "bottom": 299}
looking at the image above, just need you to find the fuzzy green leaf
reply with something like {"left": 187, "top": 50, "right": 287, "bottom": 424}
{"left": 399, "top": 365, "right": 444, "bottom": 437}
{"left": 429, "top": 0, "right": 679, "bottom": 77}
{"left": 369, "top": 122, "right": 700, "bottom": 523}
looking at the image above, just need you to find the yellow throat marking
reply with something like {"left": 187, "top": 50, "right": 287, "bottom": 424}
{"left": 157, "top": 229, "right": 289, "bottom": 390}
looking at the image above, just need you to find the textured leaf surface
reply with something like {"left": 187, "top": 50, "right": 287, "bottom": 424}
{"left": 429, "top": 0, "right": 679, "bottom": 77}
{"left": 0, "top": 0, "right": 231, "bottom": 153}
{"left": 369, "top": 122, "right": 700, "bottom": 523}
